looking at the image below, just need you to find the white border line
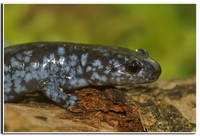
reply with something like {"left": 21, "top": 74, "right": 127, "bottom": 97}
{"left": 1, "top": 2, "right": 198, "bottom": 136}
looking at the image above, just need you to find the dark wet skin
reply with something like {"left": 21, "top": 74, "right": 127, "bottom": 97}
{"left": 4, "top": 42, "right": 161, "bottom": 114}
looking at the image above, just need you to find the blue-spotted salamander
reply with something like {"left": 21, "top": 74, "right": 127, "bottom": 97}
{"left": 4, "top": 42, "right": 161, "bottom": 113}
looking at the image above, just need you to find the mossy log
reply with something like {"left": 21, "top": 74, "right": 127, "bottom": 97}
{"left": 4, "top": 77, "right": 196, "bottom": 132}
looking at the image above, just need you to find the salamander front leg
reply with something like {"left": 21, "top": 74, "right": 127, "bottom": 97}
{"left": 39, "top": 79, "right": 86, "bottom": 114}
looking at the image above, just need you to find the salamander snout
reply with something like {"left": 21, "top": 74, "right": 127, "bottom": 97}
{"left": 149, "top": 59, "right": 161, "bottom": 80}
{"left": 123, "top": 56, "right": 161, "bottom": 84}
{"left": 141, "top": 58, "right": 162, "bottom": 82}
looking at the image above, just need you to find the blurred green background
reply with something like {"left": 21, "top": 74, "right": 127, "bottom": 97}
{"left": 4, "top": 4, "right": 196, "bottom": 79}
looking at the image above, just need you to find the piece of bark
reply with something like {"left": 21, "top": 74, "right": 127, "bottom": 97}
{"left": 124, "top": 77, "right": 196, "bottom": 132}
{"left": 4, "top": 88, "right": 144, "bottom": 132}
{"left": 4, "top": 77, "right": 196, "bottom": 132}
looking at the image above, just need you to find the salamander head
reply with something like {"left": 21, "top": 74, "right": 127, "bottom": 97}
{"left": 107, "top": 49, "right": 161, "bottom": 85}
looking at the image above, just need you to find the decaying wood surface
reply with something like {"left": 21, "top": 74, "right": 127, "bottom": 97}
{"left": 125, "top": 77, "right": 196, "bottom": 132}
{"left": 4, "top": 77, "right": 196, "bottom": 132}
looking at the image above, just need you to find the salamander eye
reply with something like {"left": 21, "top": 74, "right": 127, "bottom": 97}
{"left": 126, "top": 60, "right": 141, "bottom": 73}
{"left": 136, "top": 49, "right": 149, "bottom": 57}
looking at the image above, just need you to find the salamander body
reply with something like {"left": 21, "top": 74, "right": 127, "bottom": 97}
{"left": 4, "top": 42, "right": 161, "bottom": 113}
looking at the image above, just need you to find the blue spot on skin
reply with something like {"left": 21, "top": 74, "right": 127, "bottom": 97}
{"left": 86, "top": 66, "right": 92, "bottom": 72}
{"left": 93, "top": 68, "right": 96, "bottom": 71}
{"left": 43, "top": 56, "right": 48, "bottom": 63}
{"left": 105, "top": 66, "right": 111, "bottom": 70}
{"left": 10, "top": 57, "right": 21, "bottom": 68}
{"left": 14, "top": 78, "right": 21, "bottom": 87}
{"left": 30, "top": 62, "right": 39, "bottom": 69}
{"left": 138, "top": 70, "right": 145, "bottom": 77}
{"left": 70, "top": 54, "right": 78, "bottom": 66}
{"left": 77, "top": 78, "right": 88, "bottom": 86}
{"left": 91, "top": 72, "right": 100, "bottom": 80}
{"left": 4, "top": 74, "right": 11, "bottom": 83}
{"left": 113, "top": 60, "right": 120, "bottom": 67}
{"left": 50, "top": 63, "right": 56, "bottom": 71}
{"left": 52, "top": 91, "right": 58, "bottom": 100}
{"left": 60, "top": 79, "right": 66, "bottom": 86}
{"left": 81, "top": 53, "right": 88, "bottom": 67}
{"left": 109, "top": 59, "right": 115, "bottom": 65}
{"left": 25, "top": 73, "right": 32, "bottom": 82}
{"left": 16, "top": 54, "right": 23, "bottom": 60}
{"left": 69, "top": 100, "right": 76, "bottom": 105}
{"left": 104, "top": 70, "right": 110, "bottom": 75}
{"left": 111, "top": 72, "right": 121, "bottom": 77}
{"left": 69, "top": 68, "right": 76, "bottom": 77}
{"left": 24, "top": 56, "right": 30, "bottom": 63}
{"left": 25, "top": 66, "right": 31, "bottom": 72}
{"left": 69, "top": 78, "right": 78, "bottom": 86}
{"left": 70, "top": 54, "right": 78, "bottom": 61}
{"left": 15, "top": 70, "right": 21, "bottom": 77}
{"left": 62, "top": 62, "right": 70, "bottom": 73}
{"left": 92, "top": 59, "right": 103, "bottom": 69}
{"left": 70, "top": 96, "right": 77, "bottom": 101}
{"left": 100, "top": 75, "right": 107, "bottom": 82}
{"left": 50, "top": 53, "right": 55, "bottom": 60}
{"left": 12, "top": 74, "right": 17, "bottom": 81}
{"left": 59, "top": 56, "right": 65, "bottom": 65}
{"left": 104, "top": 66, "right": 111, "bottom": 75}
{"left": 77, "top": 65, "right": 83, "bottom": 75}
{"left": 31, "top": 70, "right": 39, "bottom": 80}
{"left": 57, "top": 47, "right": 65, "bottom": 55}
{"left": 62, "top": 93, "right": 70, "bottom": 100}
{"left": 4, "top": 75, "right": 12, "bottom": 93}
{"left": 23, "top": 50, "right": 33, "bottom": 55}
{"left": 4, "top": 65, "right": 9, "bottom": 72}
